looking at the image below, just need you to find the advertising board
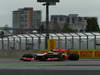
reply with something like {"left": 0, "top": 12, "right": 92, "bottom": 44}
{"left": 48, "top": 39, "right": 56, "bottom": 50}
{"left": 79, "top": 50, "right": 93, "bottom": 58}
{"left": 70, "top": 50, "right": 100, "bottom": 58}
{"left": 94, "top": 50, "right": 100, "bottom": 58}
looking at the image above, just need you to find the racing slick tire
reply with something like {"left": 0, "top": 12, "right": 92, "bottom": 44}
{"left": 58, "top": 55, "right": 65, "bottom": 61}
{"left": 60, "top": 56, "right": 65, "bottom": 61}
{"left": 20, "top": 54, "right": 33, "bottom": 61}
{"left": 68, "top": 54, "right": 79, "bottom": 60}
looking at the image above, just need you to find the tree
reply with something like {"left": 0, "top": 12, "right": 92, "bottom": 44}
{"left": 62, "top": 24, "right": 76, "bottom": 32}
{"left": 86, "top": 18, "right": 99, "bottom": 32}
{"left": 39, "top": 25, "right": 45, "bottom": 33}
{"left": 0, "top": 31, "right": 4, "bottom": 38}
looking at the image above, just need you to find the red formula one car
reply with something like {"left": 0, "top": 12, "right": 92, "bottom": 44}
{"left": 34, "top": 49, "right": 79, "bottom": 61}
{"left": 20, "top": 49, "right": 79, "bottom": 61}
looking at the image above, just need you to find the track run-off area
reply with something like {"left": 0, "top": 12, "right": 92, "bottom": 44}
{"left": 0, "top": 59, "right": 100, "bottom": 75}
{"left": 0, "top": 58, "right": 100, "bottom": 70}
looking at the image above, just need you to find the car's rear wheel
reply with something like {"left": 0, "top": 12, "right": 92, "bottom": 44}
{"left": 58, "top": 55, "right": 65, "bottom": 61}
{"left": 68, "top": 54, "right": 79, "bottom": 60}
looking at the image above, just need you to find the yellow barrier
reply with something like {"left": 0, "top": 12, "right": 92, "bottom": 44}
{"left": 94, "top": 50, "right": 100, "bottom": 58}
{"left": 70, "top": 50, "right": 100, "bottom": 58}
{"left": 38, "top": 49, "right": 49, "bottom": 53}
{"left": 48, "top": 39, "right": 56, "bottom": 50}
{"left": 79, "top": 50, "right": 93, "bottom": 58}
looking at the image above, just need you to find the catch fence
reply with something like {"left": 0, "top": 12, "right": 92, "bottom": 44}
{"left": 0, "top": 32, "right": 100, "bottom": 50}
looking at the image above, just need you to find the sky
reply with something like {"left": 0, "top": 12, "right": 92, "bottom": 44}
{"left": 0, "top": 0, "right": 100, "bottom": 27}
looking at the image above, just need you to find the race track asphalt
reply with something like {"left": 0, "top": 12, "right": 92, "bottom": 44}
{"left": 0, "top": 59, "right": 100, "bottom": 75}
{"left": 0, "top": 58, "right": 100, "bottom": 69}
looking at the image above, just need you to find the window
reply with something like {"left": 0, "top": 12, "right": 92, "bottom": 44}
{"left": 78, "top": 17, "right": 82, "bottom": 21}
{"left": 66, "top": 17, "right": 70, "bottom": 24}
{"left": 72, "top": 17, "right": 75, "bottom": 23}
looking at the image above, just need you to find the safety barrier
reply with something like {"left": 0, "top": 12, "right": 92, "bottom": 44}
{"left": 70, "top": 50, "right": 100, "bottom": 58}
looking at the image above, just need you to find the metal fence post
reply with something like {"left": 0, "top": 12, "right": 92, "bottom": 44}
{"left": 34, "top": 34, "right": 41, "bottom": 49}
{"left": 17, "top": 35, "right": 22, "bottom": 50}
{"left": 76, "top": 33, "right": 81, "bottom": 50}
{"left": 62, "top": 33, "right": 67, "bottom": 49}
{"left": 69, "top": 33, "right": 74, "bottom": 49}
{"left": 1, "top": 37, "right": 4, "bottom": 50}
{"left": 83, "top": 33, "right": 88, "bottom": 50}
{"left": 55, "top": 34, "right": 61, "bottom": 49}
{"left": 7, "top": 36, "right": 10, "bottom": 50}
{"left": 91, "top": 33, "right": 96, "bottom": 49}
{"left": 22, "top": 35, "right": 27, "bottom": 50}
{"left": 28, "top": 34, "right": 34, "bottom": 49}
{"left": 11, "top": 36, "right": 15, "bottom": 50}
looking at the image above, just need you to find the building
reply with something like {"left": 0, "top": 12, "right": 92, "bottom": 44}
{"left": 13, "top": 8, "right": 41, "bottom": 34}
{"left": 33, "top": 11, "right": 41, "bottom": 30}
{"left": 50, "top": 14, "right": 88, "bottom": 32}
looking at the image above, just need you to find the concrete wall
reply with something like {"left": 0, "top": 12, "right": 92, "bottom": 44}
{"left": 0, "top": 50, "right": 37, "bottom": 58}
